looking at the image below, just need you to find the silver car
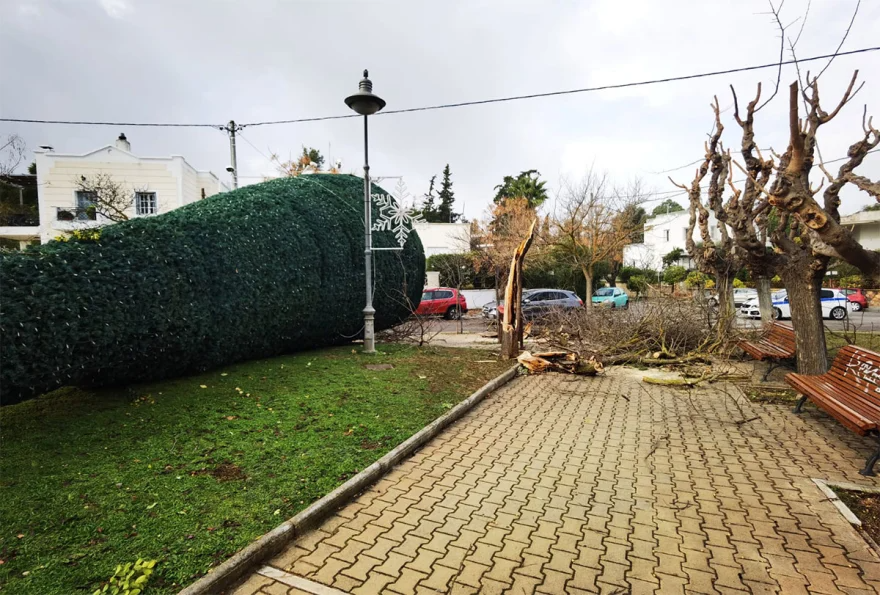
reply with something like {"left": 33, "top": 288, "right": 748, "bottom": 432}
{"left": 708, "top": 287, "right": 758, "bottom": 308}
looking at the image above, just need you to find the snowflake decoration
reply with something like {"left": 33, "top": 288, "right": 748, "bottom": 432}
{"left": 372, "top": 179, "right": 424, "bottom": 247}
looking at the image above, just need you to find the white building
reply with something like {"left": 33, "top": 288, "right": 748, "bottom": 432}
{"left": 0, "top": 134, "right": 228, "bottom": 246}
{"left": 623, "top": 210, "right": 727, "bottom": 271}
{"left": 413, "top": 222, "right": 470, "bottom": 258}
{"left": 840, "top": 210, "right": 880, "bottom": 250}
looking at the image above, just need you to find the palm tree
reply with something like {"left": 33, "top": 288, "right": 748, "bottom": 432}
{"left": 493, "top": 170, "right": 548, "bottom": 208}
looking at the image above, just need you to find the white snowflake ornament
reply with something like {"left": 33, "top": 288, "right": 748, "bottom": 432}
{"left": 372, "top": 179, "right": 424, "bottom": 248}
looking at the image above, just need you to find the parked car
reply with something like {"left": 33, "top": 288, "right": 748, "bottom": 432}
{"left": 416, "top": 287, "right": 468, "bottom": 319}
{"left": 739, "top": 289, "right": 850, "bottom": 320}
{"left": 496, "top": 289, "right": 583, "bottom": 319}
{"left": 841, "top": 288, "right": 869, "bottom": 312}
{"left": 592, "top": 287, "right": 629, "bottom": 308}
{"left": 708, "top": 287, "right": 757, "bottom": 308}
{"left": 481, "top": 300, "right": 500, "bottom": 320}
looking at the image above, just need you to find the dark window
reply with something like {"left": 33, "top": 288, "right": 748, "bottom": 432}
{"left": 135, "top": 192, "right": 157, "bottom": 216}
{"left": 820, "top": 290, "right": 834, "bottom": 299}
{"left": 421, "top": 291, "right": 434, "bottom": 301}
{"left": 435, "top": 290, "right": 454, "bottom": 299}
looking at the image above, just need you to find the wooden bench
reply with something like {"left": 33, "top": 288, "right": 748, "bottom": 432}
{"left": 737, "top": 322, "right": 796, "bottom": 381}
{"left": 787, "top": 345, "right": 880, "bottom": 476}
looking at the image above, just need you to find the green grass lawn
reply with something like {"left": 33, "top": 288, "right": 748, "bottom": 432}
{"left": 0, "top": 345, "right": 510, "bottom": 595}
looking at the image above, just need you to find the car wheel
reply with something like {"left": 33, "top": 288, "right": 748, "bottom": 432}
{"left": 773, "top": 307, "right": 783, "bottom": 320}
{"left": 851, "top": 302, "right": 863, "bottom": 312}
{"left": 446, "top": 307, "right": 461, "bottom": 320}
{"left": 830, "top": 306, "right": 847, "bottom": 321}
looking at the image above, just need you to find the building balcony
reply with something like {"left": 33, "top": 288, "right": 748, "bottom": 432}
{"left": 0, "top": 213, "right": 39, "bottom": 227}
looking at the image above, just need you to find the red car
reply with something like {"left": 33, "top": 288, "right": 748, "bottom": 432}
{"left": 416, "top": 287, "right": 468, "bottom": 319}
{"left": 842, "top": 288, "right": 869, "bottom": 312}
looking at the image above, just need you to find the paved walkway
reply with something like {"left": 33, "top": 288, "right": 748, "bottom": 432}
{"left": 232, "top": 369, "right": 880, "bottom": 594}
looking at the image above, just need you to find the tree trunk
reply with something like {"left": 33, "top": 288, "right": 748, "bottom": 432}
{"left": 755, "top": 276, "right": 773, "bottom": 324}
{"left": 783, "top": 271, "right": 828, "bottom": 375}
{"left": 495, "top": 268, "right": 503, "bottom": 342}
{"left": 583, "top": 269, "right": 593, "bottom": 308}
{"left": 715, "top": 273, "right": 736, "bottom": 337}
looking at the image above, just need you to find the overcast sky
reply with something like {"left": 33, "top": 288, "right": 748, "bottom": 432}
{"left": 2, "top": 0, "right": 878, "bottom": 220}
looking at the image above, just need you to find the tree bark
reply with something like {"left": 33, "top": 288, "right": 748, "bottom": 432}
{"left": 584, "top": 270, "right": 594, "bottom": 308}
{"left": 782, "top": 270, "right": 828, "bottom": 375}
{"left": 715, "top": 273, "right": 736, "bottom": 337}
{"left": 755, "top": 276, "right": 773, "bottom": 324}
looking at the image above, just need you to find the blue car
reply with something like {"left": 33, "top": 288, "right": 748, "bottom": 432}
{"left": 592, "top": 287, "right": 629, "bottom": 308}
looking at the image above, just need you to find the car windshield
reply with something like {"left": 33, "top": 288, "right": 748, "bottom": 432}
{"left": 595, "top": 288, "right": 615, "bottom": 297}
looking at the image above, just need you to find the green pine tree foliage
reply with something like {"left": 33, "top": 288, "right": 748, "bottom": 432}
{"left": 436, "top": 164, "right": 460, "bottom": 223}
{"left": 420, "top": 175, "right": 439, "bottom": 221}
{"left": 0, "top": 175, "right": 424, "bottom": 404}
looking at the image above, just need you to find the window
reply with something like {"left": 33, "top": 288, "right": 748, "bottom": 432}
{"left": 421, "top": 291, "right": 434, "bottom": 301}
{"left": 74, "top": 191, "right": 97, "bottom": 220}
{"left": 435, "top": 290, "right": 453, "bottom": 299}
{"left": 820, "top": 290, "right": 834, "bottom": 299}
{"left": 663, "top": 229, "right": 670, "bottom": 242}
{"left": 135, "top": 192, "right": 158, "bottom": 216}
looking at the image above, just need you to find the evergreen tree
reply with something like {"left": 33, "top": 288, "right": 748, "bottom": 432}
{"left": 420, "top": 175, "right": 439, "bottom": 221}
{"left": 436, "top": 164, "right": 460, "bottom": 223}
{"left": 493, "top": 169, "right": 548, "bottom": 208}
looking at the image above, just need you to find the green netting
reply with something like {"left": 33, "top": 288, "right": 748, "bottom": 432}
{"left": 0, "top": 175, "right": 424, "bottom": 404}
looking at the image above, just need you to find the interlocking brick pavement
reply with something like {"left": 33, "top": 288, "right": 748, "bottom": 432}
{"left": 234, "top": 369, "right": 880, "bottom": 594}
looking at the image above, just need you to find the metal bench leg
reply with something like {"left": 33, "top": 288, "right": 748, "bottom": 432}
{"left": 762, "top": 361, "right": 780, "bottom": 382}
{"left": 792, "top": 396, "right": 807, "bottom": 414}
{"left": 860, "top": 440, "right": 880, "bottom": 477}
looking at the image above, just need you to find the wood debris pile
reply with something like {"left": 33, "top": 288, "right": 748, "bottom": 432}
{"left": 517, "top": 351, "right": 604, "bottom": 376}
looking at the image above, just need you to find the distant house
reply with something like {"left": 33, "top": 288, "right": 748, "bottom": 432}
{"left": 839, "top": 210, "right": 880, "bottom": 250}
{"left": 623, "top": 210, "right": 727, "bottom": 271}
{"left": 0, "top": 134, "right": 229, "bottom": 248}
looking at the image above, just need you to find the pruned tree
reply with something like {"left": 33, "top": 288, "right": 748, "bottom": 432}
{"left": 553, "top": 171, "right": 646, "bottom": 305}
{"left": 671, "top": 99, "right": 745, "bottom": 335}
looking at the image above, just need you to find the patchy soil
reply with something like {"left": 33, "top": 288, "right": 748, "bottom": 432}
{"left": 836, "top": 489, "right": 880, "bottom": 548}
{"left": 744, "top": 385, "right": 801, "bottom": 404}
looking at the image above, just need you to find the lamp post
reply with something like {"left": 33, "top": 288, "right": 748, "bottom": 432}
{"left": 345, "top": 70, "right": 386, "bottom": 354}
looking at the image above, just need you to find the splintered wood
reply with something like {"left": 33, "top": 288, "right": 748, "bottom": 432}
{"left": 517, "top": 351, "right": 604, "bottom": 376}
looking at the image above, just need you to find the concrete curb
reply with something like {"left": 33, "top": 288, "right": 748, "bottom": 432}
{"left": 178, "top": 364, "right": 519, "bottom": 595}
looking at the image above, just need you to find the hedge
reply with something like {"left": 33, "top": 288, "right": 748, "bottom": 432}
{"left": 0, "top": 175, "right": 425, "bottom": 404}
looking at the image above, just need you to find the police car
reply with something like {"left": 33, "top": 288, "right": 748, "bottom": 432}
{"left": 739, "top": 288, "right": 850, "bottom": 321}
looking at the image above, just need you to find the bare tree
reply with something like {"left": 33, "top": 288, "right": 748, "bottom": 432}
{"left": 0, "top": 135, "right": 26, "bottom": 177}
{"left": 553, "top": 171, "right": 646, "bottom": 306}
{"left": 74, "top": 173, "right": 141, "bottom": 223}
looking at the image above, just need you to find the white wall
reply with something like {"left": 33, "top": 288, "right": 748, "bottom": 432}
{"left": 414, "top": 222, "right": 470, "bottom": 257}
{"left": 461, "top": 289, "right": 496, "bottom": 309}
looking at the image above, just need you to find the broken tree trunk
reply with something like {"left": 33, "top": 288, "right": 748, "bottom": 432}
{"left": 501, "top": 219, "right": 537, "bottom": 359}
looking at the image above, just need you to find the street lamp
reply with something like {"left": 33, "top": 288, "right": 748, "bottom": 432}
{"left": 345, "top": 69, "right": 386, "bottom": 354}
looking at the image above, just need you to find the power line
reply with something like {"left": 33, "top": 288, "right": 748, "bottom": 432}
{"left": 243, "top": 46, "right": 880, "bottom": 127}
{"left": 2, "top": 46, "right": 878, "bottom": 129}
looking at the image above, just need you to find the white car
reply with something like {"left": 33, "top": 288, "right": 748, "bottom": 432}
{"left": 739, "top": 289, "right": 850, "bottom": 321}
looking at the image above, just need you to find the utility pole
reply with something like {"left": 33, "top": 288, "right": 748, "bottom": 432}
{"left": 224, "top": 120, "right": 241, "bottom": 189}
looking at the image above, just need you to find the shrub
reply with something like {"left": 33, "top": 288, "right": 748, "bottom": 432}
{"left": 627, "top": 275, "right": 648, "bottom": 297}
{"left": 93, "top": 559, "right": 156, "bottom": 595}
{"left": 685, "top": 271, "right": 709, "bottom": 289}
{"left": 663, "top": 265, "right": 687, "bottom": 287}
{"left": 733, "top": 278, "right": 746, "bottom": 288}
{"left": 838, "top": 274, "right": 863, "bottom": 288}
{"left": 0, "top": 175, "right": 424, "bottom": 404}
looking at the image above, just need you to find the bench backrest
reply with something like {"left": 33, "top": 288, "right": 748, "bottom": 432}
{"left": 766, "top": 322, "right": 796, "bottom": 352}
{"left": 829, "top": 345, "right": 880, "bottom": 407}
